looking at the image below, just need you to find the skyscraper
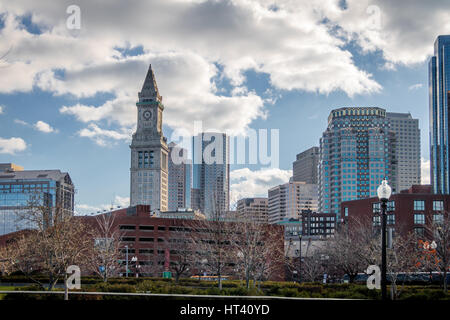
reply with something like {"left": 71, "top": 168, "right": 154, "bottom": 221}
{"left": 0, "top": 163, "right": 75, "bottom": 235}
{"left": 130, "top": 65, "right": 169, "bottom": 212}
{"left": 429, "top": 35, "right": 450, "bottom": 194}
{"left": 168, "top": 142, "right": 191, "bottom": 211}
{"left": 386, "top": 112, "right": 420, "bottom": 191}
{"left": 192, "top": 132, "right": 230, "bottom": 218}
{"left": 292, "top": 146, "right": 319, "bottom": 184}
{"left": 268, "top": 181, "right": 318, "bottom": 224}
{"left": 318, "top": 107, "right": 397, "bottom": 219}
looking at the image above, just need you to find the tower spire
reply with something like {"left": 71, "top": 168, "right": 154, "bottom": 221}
{"left": 139, "top": 64, "right": 162, "bottom": 102}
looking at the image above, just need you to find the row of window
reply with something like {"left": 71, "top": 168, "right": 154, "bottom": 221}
{"left": 372, "top": 213, "right": 444, "bottom": 225}
{"left": 371, "top": 200, "right": 444, "bottom": 213}
{"left": 119, "top": 225, "right": 192, "bottom": 232}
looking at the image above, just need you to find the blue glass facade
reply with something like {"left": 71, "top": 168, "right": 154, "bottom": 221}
{"left": 0, "top": 179, "right": 56, "bottom": 235}
{"left": 318, "top": 107, "right": 397, "bottom": 220}
{"left": 429, "top": 35, "right": 450, "bottom": 194}
{"left": 0, "top": 168, "right": 74, "bottom": 236}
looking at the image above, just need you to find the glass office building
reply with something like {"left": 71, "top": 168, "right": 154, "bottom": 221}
{"left": 192, "top": 133, "right": 230, "bottom": 218}
{"left": 429, "top": 35, "right": 450, "bottom": 194}
{"left": 318, "top": 107, "right": 397, "bottom": 220}
{"left": 0, "top": 164, "right": 75, "bottom": 235}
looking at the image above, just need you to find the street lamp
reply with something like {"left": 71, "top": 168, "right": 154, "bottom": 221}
{"left": 377, "top": 179, "right": 392, "bottom": 301}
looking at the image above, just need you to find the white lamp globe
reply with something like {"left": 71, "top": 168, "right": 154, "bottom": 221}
{"left": 377, "top": 180, "right": 392, "bottom": 201}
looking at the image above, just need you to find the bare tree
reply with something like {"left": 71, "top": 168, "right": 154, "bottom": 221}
{"left": 3, "top": 195, "right": 92, "bottom": 299}
{"left": 189, "top": 191, "right": 233, "bottom": 290}
{"left": 85, "top": 213, "right": 122, "bottom": 282}
{"left": 425, "top": 212, "right": 450, "bottom": 293}
{"left": 323, "top": 220, "right": 370, "bottom": 283}
{"left": 168, "top": 236, "right": 194, "bottom": 283}
{"left": 302, "top": 252, "right": 327, "bottom": 282}
{"left": 386, "top": 232, "right": 421, "bottom": 299}
{"left": 230, "top": 216, "right": 283, "bottom": 289}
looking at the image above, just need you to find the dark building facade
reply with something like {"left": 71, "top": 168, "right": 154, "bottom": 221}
{"left": 276, "top": 211, "right": 336, "bottom": 240}
{"left": 342, "top": 185, "right": 447, "bottom": 238}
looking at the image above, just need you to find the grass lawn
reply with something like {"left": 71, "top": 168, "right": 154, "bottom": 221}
{"left": 0, "top": 286, "right": 16, "bottom": 300}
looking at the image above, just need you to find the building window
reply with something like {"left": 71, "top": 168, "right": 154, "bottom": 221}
{"left": 387, "top": 214, "right": 395, "bottom": 225}
{"left": 121, "top": 237, "right": 136, "bottom": 242}
{"left": 119, "top": 225, "right": 136, "bottom": 230}
{"left": 372, "top": 202, "right": 380, "bottom": 214}
{"left": 139, "top": 249, "right": 154, "bottom": 254}
{"left": 387, "top": 201, "right": 395, "bottom": 212}
{"left": 414, "top": 200, "right": 425, "bottom": 211}
{"left": 414, "top": 213, "right": 425, "bottom": 225}
{"left": 433, "top": 214, "right": 444, "bottom": 224}
{"left": 433, "top": 200, "right": 444, "bottom": 211}
{"left": 139, "top": 225, "right": 154, "bottom": 231}
{"left": 139, "top": 237, "right": 154, "bottom": 242}
{"left": 373, "top": 216, "right": 381, "bottom": 226}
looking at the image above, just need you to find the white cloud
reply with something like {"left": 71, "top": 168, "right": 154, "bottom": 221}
{"left": 408, "top": 83, "right": 423, "bottom": 90}
{"left": 1, "top": 0, "right": 447, "bottom": 145}
{"left": 421, "top": 157, "right": 430, "bottom": 185}
{"left": 75, "top": 195, "right": 130, "bottom": 215}
{"left": 0, "top": 0, "right": 389, "bottom": 144}
{"left": 0, "top": 137, "right": 27, "bottom": 154}
{"left": 78, "top": 123, "right": 132, "bottom": 146}
{"left": 34, "top": 120, "right": 57, "bottom": 133}
{"left": 321, "top": 0, "right": 450, "bottom": 66}
{"left": 0, "top": 105, "right": 4, "bottom": 114}
{"left": 14, "top": 119, "right": 28, "bottom": 126}
{"left": 230, "top": 167, "right": 292, "bottom": 205}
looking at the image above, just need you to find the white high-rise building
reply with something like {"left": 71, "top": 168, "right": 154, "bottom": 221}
{"left": 267, "top": 181, "right": 318, "bottom": 224}
{"left": 130, "top": 65, "right": 169, "bottom": 212}
{"left": 386, "top": 112, "right": 421, "bottom": 191}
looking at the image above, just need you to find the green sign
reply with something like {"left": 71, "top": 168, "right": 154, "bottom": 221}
{"left": 163, "top": 271, "right": 172, "bottom": 279}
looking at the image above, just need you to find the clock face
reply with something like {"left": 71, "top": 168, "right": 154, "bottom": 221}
{"left": 143, "top": 110, "right": 152, "bottom": 121}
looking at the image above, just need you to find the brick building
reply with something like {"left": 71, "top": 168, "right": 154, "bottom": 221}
{"left": 1, "top": 205, "right": 285, "bottom": 280}
{"left": 341, "top": 185, "right": 448, "bottom": 238}
{"left": 84, "top": 205, "right": 285, "bottom": 280}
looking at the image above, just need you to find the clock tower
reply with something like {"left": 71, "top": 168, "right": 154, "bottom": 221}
{"left": 130, "top": 64, "right": 169, "bottom": 211}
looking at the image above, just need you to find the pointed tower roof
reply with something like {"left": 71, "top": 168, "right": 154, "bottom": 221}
{"left": 138, "top": 64, "right": 162, "bottom": 102}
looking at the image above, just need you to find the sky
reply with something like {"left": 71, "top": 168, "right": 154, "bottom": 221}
{"left": 0, "top": 0, "right": 448, "bottom": 214}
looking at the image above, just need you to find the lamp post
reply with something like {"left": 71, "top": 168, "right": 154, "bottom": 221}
{"left": 377, "top": 179, "right": 392, "bottom": 301}
{"left": 298, "top": 234, "right": 302, "bottom": 283}
{"left": 125, "top": 245, "right": 129, "bottom": 277}
{"left": 131, "top": 256, "right": 138, "bottom": 277}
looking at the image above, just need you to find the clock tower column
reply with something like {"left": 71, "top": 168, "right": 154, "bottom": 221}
{"left": 130, "top": 64, "right": 169, "bottom": 212}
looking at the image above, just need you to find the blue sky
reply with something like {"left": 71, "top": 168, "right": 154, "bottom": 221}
{"left": 0, "top": 0, "right": 446, "bottom": 213}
